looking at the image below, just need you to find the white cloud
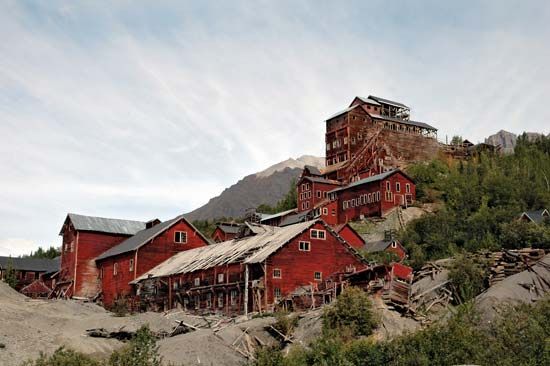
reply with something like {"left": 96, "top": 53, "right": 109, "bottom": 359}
{"left": 0, "top": 1, "right": 549, "bottom": 256}
{"left": 0, "top": 238, "right": 38, "bottom": 257}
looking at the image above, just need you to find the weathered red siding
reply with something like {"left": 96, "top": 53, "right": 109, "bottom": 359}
{"left": 98, "top": 219, "right": 209, "bottom": 307}
{"left": 336, "top": 225, "right": 365, "bottom": 249}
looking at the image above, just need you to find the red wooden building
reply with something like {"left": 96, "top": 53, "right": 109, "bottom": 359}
{"left": 332, "top": 223, "right": 366, "bottom": 249}
{"left": 95, "top": 215, "right": 210, "bottom": 307}
{"left": 364, "top": 238, "right": 407, "bottom": 261}
{"left": 133, "top": 219, "right": 368, "bottom": 315}
{"left": 211, "top": 222, "right": 241, "bottom": 243}
{"left": 0, "top": 256, "right": 59, "bottom": 294}
{"left": 56, "top": 213, "right": 146, "bottom": 299}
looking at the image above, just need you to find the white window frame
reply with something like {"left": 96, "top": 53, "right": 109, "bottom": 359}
{"left": 113, "top": 262, "right": 118, "bottom": 276}
{"left": 322, "top": 207, "right": 328, "bottom": 215}
{"left": 217, "top": 273, "right": 224, "bottom": 283}
{"left": 310, "top": 229, "right": 326, "bottom": 240}
{"left": 386, "top": 181, "right": 391, "bottom": 191}
{"left": 206, "top": 293, "right": 212, "bottom": 308}
{"left": 273, "top": 268, "right": 282, "bottom": 278}
{"left": 406, "top": 183, "right": 411, "bottom": 193}
{"left": 129, "top": 258, "right": 134, "bottom": 272}
{"left": 274, "top": 287, "right": 281, "bottom": 300}
{"left": 174, "top": 231, "right": 188, "bottom": 244}
{"left": 299, "top": 241, "right": 311, "bottom": 251}
{"left": 314, "top": 271, "right": 322, "bottom": 281}
{"left": 194, "top": 277, "right": 200, "bottom": 287}
{"left": 396, "top": 182, "right": 401, "bottom": 192}
{"left": 316, "top": 190, "right": 322, "bottom": 198}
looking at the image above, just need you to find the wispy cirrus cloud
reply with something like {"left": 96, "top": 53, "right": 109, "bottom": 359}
{"left": 0, "top": 1, "right": 549, "bottom": 255}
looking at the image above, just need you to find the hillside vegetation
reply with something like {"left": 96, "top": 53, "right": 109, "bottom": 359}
{"left": 401, "top": 133, "right": 550, "bottom": 267}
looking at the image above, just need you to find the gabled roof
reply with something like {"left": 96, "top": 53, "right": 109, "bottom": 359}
{"left": 133, "top": 219, "right": 367, "bottom": 283}
{"left": 216, "top": 223, "right": 241, "bottom": 235}
{"left": 367, "top": 113, "right": 437, "bottom": 131}
{"left": 368, "top": 95, "right": 409, "bottom": 109}
{"left": 260, "top": 209, "right": 297, "bottom": 223}
{"left": 332, "top": 223, "right": 366, "bottom": 245}
{"left": 349, "top": 96, "right": 382, "bottom": 107}
{"left": 329, "top": 169, "right": 411, "bottom": 194}
{"left": 325, "top": 105, "right": 360, "bottom": 121}
{"left": 520, "top": 209, "right": 549, "bottom": 224}
{"left": 0, "top": 256, "right": 60, "bottom": 272}
{"left": 133, "top": 220, "right": 320, "bottom": 281}
{"left": 95, "top": 215, "right": 209, "bottom": 261}
{"left": 364, "top": 239, "right": 399, "bottom": 253}
{"left": 279, "top": 210, "right": 312, "bottom": 227}
{"left": 303, "top": 165, "right": 322, "bottom": 176}
{"left": 60, "top": 213, "right": 146, "bottom": 236}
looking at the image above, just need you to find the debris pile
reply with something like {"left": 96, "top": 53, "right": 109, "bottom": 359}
{"left": 484, "top": 248, "right": 546, "bottom": 285}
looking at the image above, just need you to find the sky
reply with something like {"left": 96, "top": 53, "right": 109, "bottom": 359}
{"left": 1, "top": 0, "right": 549, "bottom": 256}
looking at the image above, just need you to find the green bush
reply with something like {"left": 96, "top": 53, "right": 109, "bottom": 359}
{"left": 273, "top": 311, "right": 299, "bottom": 338}
{"left": 109, "top": 326, "right": 161, "bottom": 366}
{"left": 322, "top": 287, "right": 378, "bottom": 337}
{"left": 448, "top": 254, "right": 488, "bottom": 303}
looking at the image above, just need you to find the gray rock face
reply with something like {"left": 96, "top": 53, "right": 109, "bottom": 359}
{"left": 185, "top": 155, "right": 324, "bottom": 221}
{"left": 484, "top": 130, "right": 545, "bottom": 154}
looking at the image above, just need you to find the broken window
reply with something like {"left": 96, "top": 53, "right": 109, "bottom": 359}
{"left": 274, "top": 287, "right": 281, "bottom": 300}
{"left": 218, "top": 293, "right": 224, "bottom": 308}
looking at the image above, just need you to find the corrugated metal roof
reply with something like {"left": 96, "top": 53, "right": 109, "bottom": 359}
{"left": 0, "top": 256, "right": 60, "bottom": 272}
{"left": 61, "top": 213, "right": 146, "bottom": 236}
{"left": 96, "top": 215, "right": 210, "bottom": 261}
{"left": 133, "top": 220, "right": 319, "bottom": 282}
{"left": 368, "top": 113, "right": 437, "bottom": 131}
{"left": 217, "top": 223, "right": 241, "bottom": 235}
{"left": 259, "top": 209, "right": 296, "bottom": 223}
{"left": 368, "top": 95, "right": 409, "bottom": 109}
{"left": 329, "top": 169, "right": 399, "bottom": 193}
{"left": 325, "top": 105, "right": 359, "bottom": 121}
{"left": 279, "top": 210, "right": 312, "bottom": 227}
{"left": 304, "top": 165, "right": 322, "bottom": 176}
{"left": 356, "top": 96, "right": 382, "bottom": 106}
{"left": 364, "top": 240, "right": 393, "bottom": 253}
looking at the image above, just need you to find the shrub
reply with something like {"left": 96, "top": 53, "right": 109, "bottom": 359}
{"left": 322, "top": 287, "right": 378, "bottom": 337}
{"left": 448, "top": 254, "right": 488, "bottom": 303}
{"left": 273, "top": 311, "right": 299, "bottom": 338}
{"left": 109, "top": 325, "right": 161, "bottom": 366}
{"left": 111, "top": 297, "right": 129, "bottom": 317}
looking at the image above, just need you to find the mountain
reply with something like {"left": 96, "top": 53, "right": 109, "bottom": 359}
{"left": 185, "top": 155, "right": 324, "bottom": 221}
{"left": 485, "top": 130, "right": 546, "bottom": 154}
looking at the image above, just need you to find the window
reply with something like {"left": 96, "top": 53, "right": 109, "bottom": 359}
{"left": 314, "top": 272, "right": 322, "bottom": 281}
{"left": 306, "top": 183, "right": 310, "bottom": 190}
{"left": 218, "top": 293, "right": 224, "bottom": 308}
{"left": 326, "top": 143, "right": 331, "bottom": 151}
{"left": 301, "top": 202, "right": 306, "bottom": 210}
{"left": 217, "top": 273, "right": 224, "bottom": 283}
{"left": 194, "top": 295, "right": 200, "bottom": 309}
{"left": 174, "top": 231, "right": 187, "bottom": 244}
{"left": 230, "top": 290, "right": 238, "bottom": 305}
{"left": 367, "top": 193, "right": 372, "bottom": 203}
{"left": 206, "top": 293, "right": 212, "bottom": 308}
{"left": 377, "top": 191, "right": 381, "bottom": 201}
{"left": 299, "top": 241, "right": 311, "bottom": 251}
{"left": 332, "top": 209, "right": 336, "bottom": 216}
{"left": 194, "top": 277, "right": 200, "bottom": 286}
{"left": 129, "top": 259, "right": 134, "bottom": 272}
{"left": 322, "top": 207, "right": 328, "bottom": 215}
{"left": 100, "top": 266, "right": 104, "bottom": 279}
{"left": 113, "top": 263, "right": 118, "bottom": 276}
{"left": 173, "top": 281, "right": 178, "bottom": 290}
{"left": 310, "top": 229, "right": 326, "bottom": 240}
{"left": 274, "top": 287, "right": 281, "bottom": 299}
{"left": 351, "top": 137, "right": 356, "bottom": 145}
{"left": 386, "top": 191, "right": 393, "bottom": 202}
{"left": 391, "top": 242, "right": 397, "bottom": 248}
{"left": 323, "top": 191, "right": 327, "bottom": 198}
{"left": 406, "top": 183, "right": 411, "bottom": 193}
{"left": 305, "top": 201, "right": 310, "bottom": 209}
{"left": 316, "top": 190, "right": 322, "bottom": 198}
{"left": 70, "top": 241, "right": 74, "bottom": 253}
{"left": 273, "top": 268, "right": 282, "bottom": 278}
{"left": 396, "top": 182, "right": 401, "bottom": 192}
{"left": 358, "top": 133, "right": 362, "bottom": 140}
{"left": 386, "top": 181, "right": 391, "bottom": 190}
{"left": 344, "top": 137, "right": 348, "bottom": 145}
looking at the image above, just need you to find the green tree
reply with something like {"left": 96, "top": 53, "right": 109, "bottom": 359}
{"left": 4, "top": 257, "right": 18, "bottom": 288}
{"left": 448, "top": 255, "right": 488, "bottom": 303}
{"left": 322, "top": 287, "right": 378, "bottom": 337}
{"left": 109, "top": 326, "right": 162, "bottom": 366}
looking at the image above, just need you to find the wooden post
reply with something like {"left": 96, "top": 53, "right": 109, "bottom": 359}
{"left": 168, "top": 277, "right": 173, "bottom": 310}
{"left": 244, "top": 264, "right": 249, "bottom": 316}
